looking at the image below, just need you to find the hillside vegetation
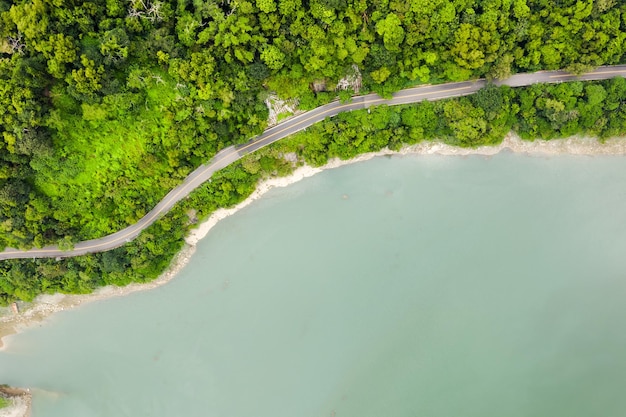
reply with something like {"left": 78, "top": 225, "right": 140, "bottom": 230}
{"left": 2, "top": 0, "right": 626, "bottom": 302}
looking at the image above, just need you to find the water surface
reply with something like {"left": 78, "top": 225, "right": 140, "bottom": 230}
{"left": 2, "top": 153, "right": 626, "bottom": 416}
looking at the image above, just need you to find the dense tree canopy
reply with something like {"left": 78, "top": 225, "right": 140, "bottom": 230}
{"left": 2, "top": 0, "right": 626, "bottom": 303}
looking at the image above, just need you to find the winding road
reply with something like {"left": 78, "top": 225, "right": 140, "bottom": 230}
{"left": 2, "top": 65, "right": 626, "bottom": 260}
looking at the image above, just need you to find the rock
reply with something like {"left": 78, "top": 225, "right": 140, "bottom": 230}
{"left": 0, "top": 385, "right": 31, "bottom": 417}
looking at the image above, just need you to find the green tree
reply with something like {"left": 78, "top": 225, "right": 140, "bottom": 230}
{"left": 376, "top": 14, "right": 405, "bottom": 52}
{"left": 67, "top": 55, "right": 105, "bottom": 100}
{"left": 99, "top": 28, "right": 130, "bottom": 66}
{"left": 261, "top": 45, "right": 285, "bottom": 70}
{"left": 256, "top": 0, "right": 277, "bottom": 13}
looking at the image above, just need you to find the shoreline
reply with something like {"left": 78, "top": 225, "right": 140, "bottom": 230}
{"left": 184, "top": 133, "right": 626, "bottom": 243}
{"left": 2, "top": 133, "right": 626, "bottom": 351}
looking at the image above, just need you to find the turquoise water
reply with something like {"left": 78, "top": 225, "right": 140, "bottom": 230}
{"left": 2, "top": 153, "right": 626, "bottom": 416}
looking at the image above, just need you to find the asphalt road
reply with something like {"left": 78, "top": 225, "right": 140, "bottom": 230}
{"left": 2, "top": 65, "right": 626, "bottom": 260}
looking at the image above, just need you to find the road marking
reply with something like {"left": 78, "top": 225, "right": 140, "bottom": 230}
{"left": 548, "top": 70, "right": 626, "bottom": 78}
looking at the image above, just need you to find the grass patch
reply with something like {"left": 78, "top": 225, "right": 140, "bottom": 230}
{"left": 0, "top": 396, "right": 10, "bottom": 409}
{"left": 276, "top": 111, "right": 294, "bottom": 122}
{"left": 30, "top": 70, "right": 185, "bottom": 236}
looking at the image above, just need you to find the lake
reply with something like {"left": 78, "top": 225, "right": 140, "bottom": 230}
{"left": 2, "top": 153, "right": 626, "bottom": 416}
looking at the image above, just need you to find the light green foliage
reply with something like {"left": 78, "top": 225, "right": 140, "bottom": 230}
{"left": 68, "top": 55, "right": 105, "bottom": 100}
{"left": 9, "top": 0, "right": 48, "bottom": 41}
{"left": 370, "top": 67, "right": 391, "bottom": 84}
{"left": 512, "top": 0, "right": 530, "bottom": 19}
{"left": 451, "top": 23, "right": 491, "bottom": 70}
{"left": 256, "top": 0, "right": 277, "bottom": 13}
{"left": 0, "top": 396, "right": 10, "bottom": 408}
{"left": 37, "top": 33, "right": 78, "bottom": 78}
{"left": 99, "top": 28, "right": 129, "bottom": 65}
{"left": 584, "top": 84, "right": 607, "bottom": 106}
{"left": 375, "top": 14, "right": 404, "bottom": 52}
{"left": 443, "top": 99, "right": 488, "bottom": 146}
{"left": 176, "top": 13, "right": 200, "bottom": 46}
{"left": 279, "top": 0, "right": 301, "bottom": 15}
{"left": 310, "top": 0, "right": 335, "bottom": 24}
{"left": 261, "top": 45, "right": 286, "bottom": 70}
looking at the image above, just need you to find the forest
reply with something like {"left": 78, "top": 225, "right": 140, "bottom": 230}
{"left": 2, "top": 0, "right": 626, "bottom": 303}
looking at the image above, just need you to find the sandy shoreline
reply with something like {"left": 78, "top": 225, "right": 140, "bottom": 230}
{"left": 2, "top": 133, "right": 626, "bottom": 352}
{"left": 184, "top": 133, "right": 626, "bottom": 243}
